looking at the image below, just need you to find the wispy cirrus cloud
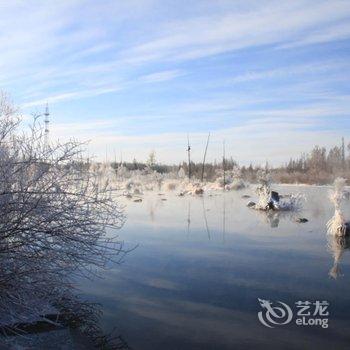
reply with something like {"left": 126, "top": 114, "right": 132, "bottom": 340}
{"left": 229, "top": 60, "right": 350, "bottom": 83}
{"left": 22, "top": 86, "right": 123, "bottom": 107}
{"left": 0, "top": 0, "right": 350, "bottom": 163}
{"left": 3, "top": 0, "right": 350, "bottom": 105}
{"left": 73, "top": 118, "right": 347, "bottom": 165}
{"left": 120, "top": 1, "right": 350, "bottom": 63}
{"left": 139, "top": 70, "right": 185, "bottom": 83}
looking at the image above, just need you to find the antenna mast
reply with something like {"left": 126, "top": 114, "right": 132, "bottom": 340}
{"left": 44, "top": 103, "right": 50, "bottom": 149}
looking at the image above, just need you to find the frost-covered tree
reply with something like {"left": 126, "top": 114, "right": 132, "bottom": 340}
{"left": 0, "top": 93, "right": 126, "bottom": 330}
{"left": 327, "top": 178, "right": 349, "bottom": 236}
{"left": 309, "top": 146, "right": 327, "bottom": 172}
{"left": 327, "top": 146, "right": 342, "bottom": 173}
{"left": 147, "top": 150, "right": 156, "bottom": 168}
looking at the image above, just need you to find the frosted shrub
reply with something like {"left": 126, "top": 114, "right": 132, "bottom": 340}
{"left": 0, "top": 94, "right": 126, "bottom": 329}
{"left": 327, "top": 178, "right": 349, "bottom": 236}
{"left": 253, "top": 176, "right": 304, "bottom": 211}
{"left": 255, "top": 181, "right": 272, "bottom": 210}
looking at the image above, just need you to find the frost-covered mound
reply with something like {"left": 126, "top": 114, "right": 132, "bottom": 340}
{"left": 226, "top": 178, "right": 246, "bottom": 190}
{"left": 327, "top": 178, "right": 350, "bottom": 236}
{"left": 175, "top": 177, "right": 246, "bottom": 196}
{"left": 94, "top": 163, "right": 249, "bottom": 198}
{"left": 111, "top": 167, "right": 167, "bottom": 196}
{"left": 213, "top": 174, "right": 246, "bottom": 190}
{"left": 248, "top": 181, "right": 304, "bottom": 212}
{"left": 205, "top": 177, "right": 245, "bottom": 192}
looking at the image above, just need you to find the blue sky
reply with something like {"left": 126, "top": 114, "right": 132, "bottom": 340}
{"left": 1, "top": 0, "right": 350, "bottom": 165}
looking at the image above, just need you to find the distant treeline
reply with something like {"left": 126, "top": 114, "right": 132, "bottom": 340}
{"left": 110, "top": 140, "right": 350, "bottom": 185}
{"left": 270, "top": 141, "right": 350, "bottom": 185}
{"left": 111, "top": 157, "right": 238, "bottom": 181}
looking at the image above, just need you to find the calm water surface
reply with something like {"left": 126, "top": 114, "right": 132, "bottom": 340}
{"left": 78, "top": 185, "right": 350, "bottom": 350}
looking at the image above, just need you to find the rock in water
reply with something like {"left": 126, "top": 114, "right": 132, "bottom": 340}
{"left": 267, "top": 201, "right": 275, "bottom": 210}
{"left": 265, "top": 191, "right": 280, "bottom": 210}
{"left": 133, "top": 198, "right": 142, "bottom": 202}
{"left": 271, "top": 191, "right": 280, "bottom": 202}
{"left": 296, "top": 218, "right": 308, "bottom": 223}
{"left": 247, "top": 201, "right": 256, "bottom": 208}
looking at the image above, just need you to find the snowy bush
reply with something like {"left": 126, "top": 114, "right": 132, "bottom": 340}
{"left": 0, "top": 93, "right": 126, "bottom": 329}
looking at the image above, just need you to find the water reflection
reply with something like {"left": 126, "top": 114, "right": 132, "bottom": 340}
{"left": 202, "top": 198, "right": 211, "bottom": 240}
{"left": 262, "top": 210, "right": 281, "bottom": 228}
{"left": 0, "top": 254, "right": 130, "bottom": 349}
{"left": 251, "top": 208, "right": 300, "bottom": 228}
{"left": 328, "top": 235, "right": 350, "bottom": 279}
{"left": 187, "top": 201, "right": 191, "bottom": 237}
{"left": 0, "top": 228, "right": 130, "bottom": 348}
{"left": 222, "top": 198, "right": 226, "bottom": 243}
{"left": 80, "top": 188, "right": 350, "bottom": 350}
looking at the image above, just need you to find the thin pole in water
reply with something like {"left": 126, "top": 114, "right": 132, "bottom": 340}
{"left": 223, "top": 140, "right": 226, "bottom": 190}
{"left": 342, "top": 137, "right": 345, "bottom": 170}
{"left": 202, "top": 197, "right": 211, "bottom": 240}
{"left": 187, "top": 201, "right": 191, "bottom": 237}
{"left": 201, "top": 132, "right": 210, "bottom": 182}
{"left": 222, "top": 199, "right": 226, "bottom": 243}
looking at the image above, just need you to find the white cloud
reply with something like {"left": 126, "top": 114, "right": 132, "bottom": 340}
{"left": 84, "top": 124, "right": 345, "bottom": 166}
{"left": 278, "top": 20, "right": 350, "bottom": 49}
{"left": 121, "top": 1, "right": 350, "bottom": 64}
{"left": 22, "top": 86, "right": 123, "bottom": 107}
{"left": 139, "top": 70, "right": 185, "bottom": 83}
{"left": 48, "top": 106, "right": 349, "bottom": 165}
{"left": 230, "top": 60, "right": 350, "bottom": 83}
{"left": 3, "top": 0, "right": 350, "bottom": 106}
{"left": 0, "top": 0, "right": 348, "bottom": 111}
{"left": 1, "top": 0, "right": 349, "bottom": 165}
